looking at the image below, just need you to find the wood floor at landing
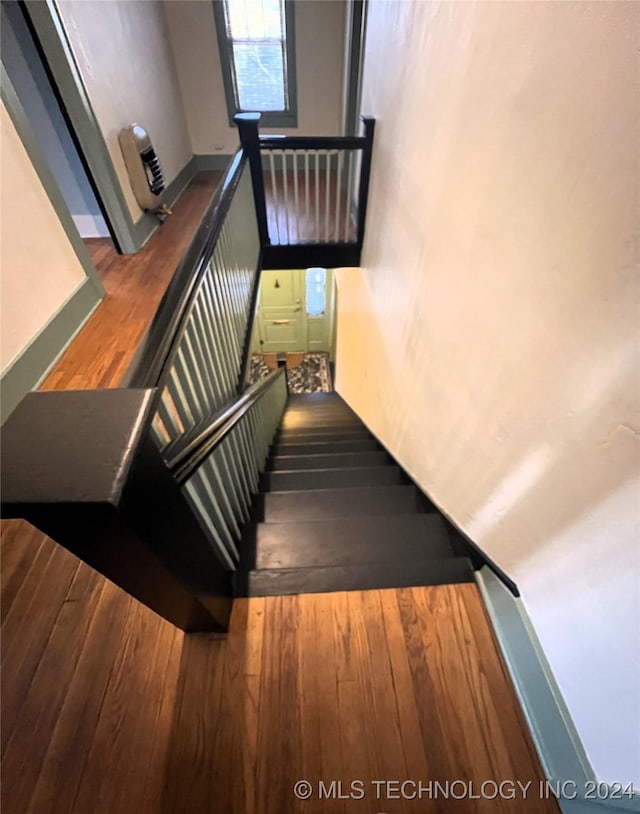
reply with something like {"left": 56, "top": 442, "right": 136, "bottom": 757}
{"left": 163, "top": 586, "right": 558, "bottom": 814}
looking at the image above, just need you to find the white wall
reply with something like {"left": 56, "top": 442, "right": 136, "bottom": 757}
{"left": 335, "top": 0, "right": 639, "bottom": 786}
{"left": 0, "top": 102, "right": 88, "bottom": 372}
{"left": 163, "top": 0, "right": 347, "bottom": 156}
{"left": 57, "top": 0, "right": 192, "bottom": 222}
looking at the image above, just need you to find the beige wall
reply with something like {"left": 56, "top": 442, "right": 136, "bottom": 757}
{"left": 335, "top": 0, "right": 639, "bottom": 785}
{"left": 163, "top": 0, "right": 347, "bottom": 156}
{"left": 0, "top": 102, "right": 88, "bottom": 371}
{"left": 57, "top": 0, "right": 192, "bottom": 221}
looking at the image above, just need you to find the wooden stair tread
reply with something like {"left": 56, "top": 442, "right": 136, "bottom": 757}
{"left": 260, "top": 466, "right": 405, "bottom": 491}
{"left": 234, "top": 558, "right": 474, "bottom": 597}
{"left": 272, "top": 439, "right": 380, "bottom": 455}
{"left": 268, "top": 451, "right": 390, "bottom": 471}
{"left": 240, "top": 393, "right": 473, "bottom": 597}
{"left": 254, "top": 484, "right": 426, "bottom": 523}
{"left": 242, "top": 513, "right": 452, "bottom": 569}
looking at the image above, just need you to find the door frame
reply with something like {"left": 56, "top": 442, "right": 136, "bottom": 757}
{"left": 1, "top": 66, "right": 105, "bottom": 294}
{"left": 20, "top": 0, "right": 140, "bottom": 253}
{"left": 343, "top": 0, "right": 369, "bottom": 137}
{"left": 1, "top": 66, "right": 105, "bottom": 422}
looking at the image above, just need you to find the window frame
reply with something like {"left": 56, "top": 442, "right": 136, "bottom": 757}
{"left": 213, "top": 0, "right": 298, "bottom": 129}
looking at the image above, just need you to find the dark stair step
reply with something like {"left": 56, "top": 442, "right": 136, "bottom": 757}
{"left": 287, "top": 390, "right": 347, "bottom": 407}
{"left": 254, "top": 485, "right": 428, "bottom": 523}
{"left": 284, "top": 402, "right": 356, "bottom": 411}
{"left": 243, "top": 514, "right": 452, "bottom": 570}
{"left": 260, "top": 465, "right": 405, "bottom": 492}
{"left": 281, "top": 408, "right": 360, "bottom": 419}
{"left": 280, "top": 418, "right": 364, "bottom": 431}
{"left": 284, "top": 404, "right": 358, "bottom": 418}
{"left": 234, "top": 557, "right": 474, "bottom": 597}
{"left": 277, "top": 428, "right": 371, "bottom": 442}
{"left": 268, "top": 451, "right": 389, "bottom": 471}
{"left": 271, "top": 439, "right": 379, "bottom": 456}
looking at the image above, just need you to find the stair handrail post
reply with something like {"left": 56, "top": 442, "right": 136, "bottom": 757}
{"left": 234, "top": 112, "right": 270, "bottom": 248}
{"left": 0, "top": 389, "right": 233, "bottom": 632}
{"left": 356, "top": 115, "right": 375, "bottom": 250}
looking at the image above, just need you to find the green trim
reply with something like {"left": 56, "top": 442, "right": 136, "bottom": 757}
{"left": 195, "top": 153, "right": 235, "bottom": 172}
{"left": 133, "top": 155, "right": 199, "bottom": 248}
{"left": 212, "top": 0, "right": 298, "bottom": 129}
{"left": 476, "top": 568, "right": 640, "bottom": 814}
{"left": 1, "top": 66, "right": 105, "bottom": 293}
{"left": 23, "top": 0, "right": 139, "bottom": 253}
{"left": 1, "top": 67, "right": 104, "bottom": 423}
{"left": 344, "top": 0, "right": 368, "bottom": 137}
{"left": 559, "top": 800, "right": 640, "bottom": 814}
{"left": 1, "top": 278, "right": 102, "bottom": 423}
{"left": 562, "top": 799, "right": 640, "bottom": 814}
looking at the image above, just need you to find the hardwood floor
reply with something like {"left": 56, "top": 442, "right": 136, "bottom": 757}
{"left": 43, "top": 171, "right": 222, "bottom": 391}
{"left": 164, "top": 587, "right": 557, "bottom": 813}
{"left": 1, "top": 171, "right": 220, "bottom": 814}
{"left": 263, "top": 169, "right": 357, "bottom": 245}
{"left": 1, "top": 170, "right": 557, "bottom": 812}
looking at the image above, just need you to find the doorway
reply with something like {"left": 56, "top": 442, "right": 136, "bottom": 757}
{"left": 1, "top": 1, "right": 118, "bottom": 252}
{"left": 248, "top": 268, "right": 336, "bottom": 393}
{"left": 254, "top": 268, "right": 335, "bottom": 356}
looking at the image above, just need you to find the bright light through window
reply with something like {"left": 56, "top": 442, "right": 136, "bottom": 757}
{"left": 306, "top": 268, "right": 326, "bottom": 317}
{"left": 223, "top": 0, "right": 288, "bottom": 113}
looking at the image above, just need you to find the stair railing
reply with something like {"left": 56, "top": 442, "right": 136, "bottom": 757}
{"left": 235, "top": 112, "right": 375, "bottom": 270}
{"left": 169, "top": 369, "right": 287, "bottom": 570}
{"left": 1, "top": 113, "right": 376, "bottom": 632}
{"left": 1, "top": 141, "right": 286, "bottom": 633}
{"left": 123, "top": 149, "right": 263, "bottom": 459}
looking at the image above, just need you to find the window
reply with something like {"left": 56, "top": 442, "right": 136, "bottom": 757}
{"left": 213, "top": 0, "right": 297, "bottom": 128}
{"left": 306, "top": 268, "right": 326, "bottom": 316}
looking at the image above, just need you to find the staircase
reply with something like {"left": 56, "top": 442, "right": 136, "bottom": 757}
{"left": 235, "top": 392, "right": 473, "bottom": 597}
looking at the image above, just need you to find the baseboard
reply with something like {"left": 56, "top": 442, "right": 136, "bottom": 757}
{"left": 1, "top": 277, "right": 103, "bottom": 423}
{"left": 133, "top": 156, "right": 199, "bottom": 249}
{"left": 561, "top": 800, "right": 640, "bottom": 813}
{"left": 195, "top": 153, "right": 234, "bottom": 171}
{"left": 476, "top": 567, "right": 640, "bottom": 814}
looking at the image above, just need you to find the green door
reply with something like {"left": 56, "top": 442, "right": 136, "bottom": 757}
{"left": 258, "top": 270, "right": 305, "bottom": 352}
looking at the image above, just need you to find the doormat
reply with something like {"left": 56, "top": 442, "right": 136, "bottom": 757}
{"left": 287, "top": 352, "right": 333, "bottom": 394}
{"left": 249, "top": 354, "right": 274, "bottom": 385}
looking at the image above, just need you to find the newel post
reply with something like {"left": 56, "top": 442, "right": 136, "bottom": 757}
{"left": 356, "top": 115, "right": 376, "bottom": 249}
{"left": 1, "top": 389, "right": 233, "bottom": 632}
{"left": 234, "top": 112, "right": 269, "bottom": 248}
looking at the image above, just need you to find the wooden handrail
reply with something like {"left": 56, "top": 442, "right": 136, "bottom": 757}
{"left": 124, "top": 149, "right": 247, "bottom": 389}
{"left": 258, "top": 135, "right": 367, "bottom": 151}
{"left": 169, "top": 368, "right": 285, "bottom": 485}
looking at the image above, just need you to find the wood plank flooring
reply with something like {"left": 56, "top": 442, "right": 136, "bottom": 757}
{"left": 2, "top": 169, "right": 557, "bottom": 813}
{"left": 1, "top": 171, "right": 220, "bottom": 814}
{"left": 43, "top": 171, "right": 222, "bottom": 391}
{"left": 164, "top": 587, "right": 558, "bottom": 813}
{"left": 263, "top": 169, "right": 357, "bottom": 245}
